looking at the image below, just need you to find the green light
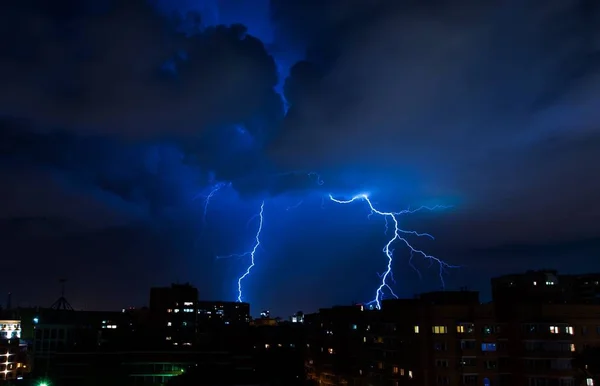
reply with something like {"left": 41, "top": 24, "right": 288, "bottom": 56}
{"left": 39, "top": 383, "right": 48, "bottom": 386}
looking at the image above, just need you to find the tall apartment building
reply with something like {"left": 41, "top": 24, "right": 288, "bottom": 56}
{"left": 305, "top": 270, "right": 600, "bottom": 386}
{"left": 150, "top": 284, "right": 199, "bottom": 345}
{"left": 305, "top": 304, "right": 373, "bottom": 385}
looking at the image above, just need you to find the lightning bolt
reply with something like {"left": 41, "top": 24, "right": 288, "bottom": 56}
{"left": 329, "top": 193, "right": 457, "bottom": 309}
{"left": 195, "top": 182, "right": 230, "bottom": 225}
{"left": 286, "top": 200, "right": 304, "bottom": 211}
{"left": 234, "top": 201, "right": 265, "bottom": 303}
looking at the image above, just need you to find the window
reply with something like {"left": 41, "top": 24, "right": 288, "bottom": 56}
{"left": 414, "top": 325, "right": 419, "bottom": 334}
{"left": 485, "top": 360, "right": 497, "bottom": 369}
{"left": 432, "top": 326, "right": 448, "bottom": 334}
{"left": 461, "top": 340, "right": 476, "bottom": 350}
{"left": 328, "top": 348, "right": 334, "bottom": 354}
{"left": 567, "top": 326, "right": 574, "bottom": 335}
{"left": 351, "top": 324, "right": 357, "bottom": 330}
{"left": 434, "top": 341, "right": 448, "bottom": 351}
{"left": 436, "top": 376, "right": 450, "bottom": 385}
{"left": 524, "top": 324, "right": 538, "bottom": 333}
{"left": 399, "top": 368, "right": 405, "bottom": 375}
{"left": 392, "top": 366, "right": 399, "bottom": 374}
{"left": 460, "top": 357, "right": 476, "bottom": 367}
{"left": 408, "top": 370, "right": 413, "bottom": 378}
{"left": 457, "top": 323, "right": 475, "bottom": 334}
{"left": 167, "top": 322, "right": 172, "bottom": 326}
{"left": 550, "top": 325, "right": 559, "bottom": 334}
{"left": 435, "top": 359, "right": 449, "bottom": 367}
{"left": 463, "top": 375, "right": 478, "bottom": 385}
{"left": 482, "top": 343, "right": 497, "bottom": 352}
{"left": 558, "top": 379, "right": 574, "bottom": 386}
{"left": 587, "top": 378, "right": 594, "bottom": 386}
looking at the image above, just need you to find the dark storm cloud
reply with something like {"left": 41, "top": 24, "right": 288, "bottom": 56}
{"left": 0, "top": 0, "right": 283, "bottom": 141}
{"left": 269, "top": 0, "right": 600, "bottom": 245}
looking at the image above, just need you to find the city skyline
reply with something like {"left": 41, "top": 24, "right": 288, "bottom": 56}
{"left": 1, "top": 0, "right": 600, "bottom": 317}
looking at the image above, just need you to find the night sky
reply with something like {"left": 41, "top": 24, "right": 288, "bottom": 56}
{"left": 1, "top": 0, "right": 599, "bottom": 317}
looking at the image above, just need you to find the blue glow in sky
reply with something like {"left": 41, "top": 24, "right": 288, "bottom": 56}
{"left": 0, "top": 0, "right": 599, "bottom": 316}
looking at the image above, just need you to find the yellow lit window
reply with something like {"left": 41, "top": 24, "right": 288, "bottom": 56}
{"left": 457, "top": 325, "right": 464, "bottom": 333}
{"left": 328, "top": 348, "right": 334, "bottom": 354}
{"left": 400, "top": 368, "right": 405, "bottom": 376}
{"left": 571, "top": 343, "right": 576, "bottom": 352}
{"left": 393, "top": 366, "right": 399, "bottom": 374}
{"left": 432, "top": 326, "right": 448, "bottom": 334}
{"left": 414, "top": 325, "right": 419, "bottom": 333}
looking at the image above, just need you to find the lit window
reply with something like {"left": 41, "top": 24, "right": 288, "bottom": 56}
{"left": 363, "top": 336, "right": 367, "bottom": 343}
{"left": 167, "top": 309, "right": 172, "bottom": 313}
{"left": 400, "top": 368, "right": 405, "bottom": 376}
{"left": 546, "top": 281, "right": 555, "bottom": 285}
{"left": 265, "top": 344, "right": 270, "bottom": 349}
{"left": 414, "top": 325, "right": 419, "bottom": 334}
{"left": 328, "top": 348, "right": 334, "bottom": 354}
{"left": 571, "top": 344, "right": 576, "bottom": 352}
{"left": 408, "top": 370, "right": 413, "bottom": 378}
{"left": 481, "top": 343, "right": 496, "bottom": 352}
{"left": 351, "top": 324, "right": 357, "bottom": 330}
{"left": 183, "top": 302, "right": 193, "bottom": 306}
{"left": 166, "top": 336, "right": 172, "bottom": 340}
{"left": 457, "top": 325, "right": 464, "bottom": 333}
{"left": 550, "top": 325, "right": 559, "bottom": 334}
{"left": 174, "top": 309, "right": 180, "bottom": 313}
{"left": 587, "top": 378, "right": 594, "bottom": 386}
{"left": 432, "top": 326, "right": 448, "bottom": 334}
{"left": 377, "top": 362, "right": 383, "bottom": 369}
{"left": 167, "top": 322, "right": 172, "bottom": 327}
{"left": 533, "top": 281, "right": 537, "bottom": 285}
{"left": 567, "top": 326, "right": 574, "bottom": 335}
{"left": 392, "top": 366, "right": 399, "bottom": 374}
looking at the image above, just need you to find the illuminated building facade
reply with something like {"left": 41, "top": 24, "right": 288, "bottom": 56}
{"left": 150, "top": 284, "right": 199, "bottom": 346}
{"left": 304, "top": 272, "right": 600, "bottom": 386}
{"left": 291, "top": 311, "right": 305, "bottom": 323}
{"left": 0, "top": 320, "right": 20, "bottom": 340}
{"left": 304, "top": 304, "right": 372, "bottom": 385}
{"left": 196, "top": 301, "right": 250, "bottom": 326}
{"left": 0, "top": 320, "right": 29, "bottom": 381}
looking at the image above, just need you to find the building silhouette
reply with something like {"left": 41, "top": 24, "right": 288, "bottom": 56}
{"left": 305, "top": 270, "right": 600, "bottom": 386}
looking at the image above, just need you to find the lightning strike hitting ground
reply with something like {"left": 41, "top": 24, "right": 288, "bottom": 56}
{"left": 329, "top": 193, "right": 457, "bottom": 309}
{"left": 236, "top": 201, "right": 266, "bottom": 303}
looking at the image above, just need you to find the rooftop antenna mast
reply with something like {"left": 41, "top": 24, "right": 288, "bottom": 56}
{"left": 50, "top": 279, "right": 74, "bottom": 311}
